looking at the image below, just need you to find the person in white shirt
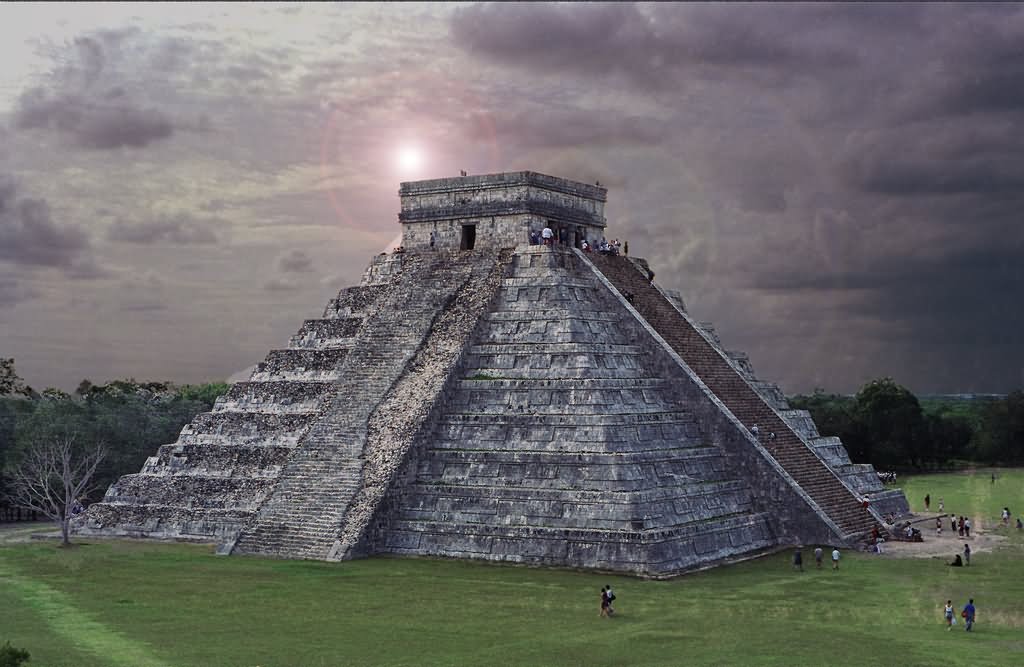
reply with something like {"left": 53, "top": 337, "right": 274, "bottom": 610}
{"left": 541, "top": 226, "right": 553, "bottom": 246}
{"left": 831, "top": 548, "right": 841, "bottom": 570}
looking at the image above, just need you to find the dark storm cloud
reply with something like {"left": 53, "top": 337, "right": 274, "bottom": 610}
{"left": 0, "top": 177, "right": 91, "bottom": 270}
{"left": 468, "top": 109, "right": 669, "bottom": 149}
{"left": 277, "top": 250, "right": 314, "bottom": 273}
{"left": 107, "top": 215, "right": 221, "bottom": 245}
{"left": 13, "top": 28, "right": 175, "bottom": 150}
{"left": 450, "top": 3, "right": 860, "bottom": 90}
{"left": 0, "top": 273, "right": 37, "bottom": 308}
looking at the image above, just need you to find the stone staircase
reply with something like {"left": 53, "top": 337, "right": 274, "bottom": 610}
{"left": 74, "top": 280, "right": 393, "bottom": 543}
{"left": 585, "top": 252, "right": 877, "bottom": 539}
{"left": 371, "top": 247, "right": 777, "bottom": 575}
{"left": 231, "top": 250, "right": 511, "bottom": 560}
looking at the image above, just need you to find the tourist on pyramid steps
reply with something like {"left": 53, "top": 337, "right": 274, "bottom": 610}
{"left": 925, "top": 494, "right": 931, "bottom": 511}
{"left": 831, "top": 548, "right": 840, "bottom": 570}
{"left": 964, "top": 543, "right": 971, "bottom": 566}
{"left": 429, "top": 231, "right": 436, "bottom": 250}
{"left": 962, "top": 599, "right": 976, "bottom": 631}
{"left": 542, "top": 226, "right": 553, "bottom": 246}
{"left": 945, "top": 600, "right": 956, "bottom": 630}
{"left": 624, "top": 240, "right": 629, "bottom": 256}
{"left": 793, "top": 548, "right": 803, "bottom": 572}
{"left": 949, "top": 554, "right": 963, "bottom": 567}
{"left": 964, "top": 517, "right": 971, "bottom": 538}
{"left": 600, "top": 586, "right": 610, "bottom": 618}
{"left": 814, "top": 546, "right": 823, "bottom": 568}
{"left": 647, "top": 268, "right": 656, "bottom": 284}
{"left": 605, "top": 585, "right": 616, "bottom": 616}
{"left": 750, "top": 425, "right": 760, "bottom": 440}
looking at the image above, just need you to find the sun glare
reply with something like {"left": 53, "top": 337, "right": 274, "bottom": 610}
{"left": 397, "top": 145, "right": 423, "bottom": 172}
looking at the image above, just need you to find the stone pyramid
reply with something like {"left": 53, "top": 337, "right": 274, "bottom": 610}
{"left": 78, "top": 171, "right": 908, "bottom": 577}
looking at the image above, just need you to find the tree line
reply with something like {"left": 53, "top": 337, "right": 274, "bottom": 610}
{"left": 1, "top": 359, "right": 227, "bottom": 520}
{"left": 789, "top": 378, "right": 1024, "bottom": 470}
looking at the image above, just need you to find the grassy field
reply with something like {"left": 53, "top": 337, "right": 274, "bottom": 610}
{"left": 2, "top": 470, "right": 1023, "bottom": 667}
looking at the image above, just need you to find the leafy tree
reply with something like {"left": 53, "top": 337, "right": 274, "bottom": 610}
{"left": 853, "top": 378, "right": 926, "bottom": 468}
{"left": 0, "top": 358, "right": 32, "bottom": 397}
{"left": 976, "top": 390, "right": 1024, "bottom": 464}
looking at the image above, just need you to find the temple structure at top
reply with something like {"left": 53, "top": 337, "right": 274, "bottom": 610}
{"left": 398, "top": 171, "right": 607, "bottom": 250}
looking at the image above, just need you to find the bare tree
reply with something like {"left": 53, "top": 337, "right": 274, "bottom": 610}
{"left": 6, "top": 435, "right": 106, "bottom": 546}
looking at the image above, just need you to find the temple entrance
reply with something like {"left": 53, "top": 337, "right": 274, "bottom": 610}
{"left": 461, "top": 224, "right": 476, "bottom": 250}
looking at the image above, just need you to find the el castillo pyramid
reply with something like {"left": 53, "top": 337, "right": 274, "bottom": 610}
{"left": 78, "top": 171, "right": 909, "bottom": 576}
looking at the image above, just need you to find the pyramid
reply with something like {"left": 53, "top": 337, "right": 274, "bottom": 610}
{"left": 78, "top": 172, "right": 909, "bottom": 576}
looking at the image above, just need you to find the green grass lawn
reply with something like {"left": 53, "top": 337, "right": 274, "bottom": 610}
{"left": 2, "top": 470, "right": 1023, "bottom": 667}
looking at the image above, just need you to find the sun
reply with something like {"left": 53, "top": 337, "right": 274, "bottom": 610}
{"left": 396, "top": 145, "right": 423, "bottom": 172}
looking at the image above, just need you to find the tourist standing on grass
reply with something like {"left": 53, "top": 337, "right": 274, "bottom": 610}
{"left": 938, "top": 497, "right": 944, "bottom": 512}
{"left": 951, "top": 515, "right": 957, "bottom": 533}
{"left": 814, "top": 547, "right": 823, "bottom": 568}
{"left": 1002, "top": 507, "right": 1010, "bottom": 526}
{"left": 964, "top": 543, "right": 971, "bottom": 566}
{"left": 936, "top": 517, "right": 942, "bottom": 535}
{"left": 963, "top": 599, "right": 976, "bottom": 631}
{"left": 965, "top": 517, "right": 971, "bottom": 538}
{"left": 793, "top": 549, "right": 803, "bottom": 572}
{"left": 1016, "top": 517, "right": 1022, "bottom": 531}
{"left": 925, "top": 494, "right": 930, "bottom": 511}
{"left": 831, "top": 548, "right": 840, "bottom": 570}
{"left": 600, "top": 587, "right": 609, "bottom": 618}
{"left": 945, "top": 600, "right": 955, "bottom": 630}
{"left": 605, "top": 585, "right": 615, "bottom": 616}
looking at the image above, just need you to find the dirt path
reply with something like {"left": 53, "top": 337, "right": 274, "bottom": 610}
{"left": 876, "top": 513, "right": 1007, "bottom": 559}
{"left": 0, "top": 521, "right": 53, "bottom": 545}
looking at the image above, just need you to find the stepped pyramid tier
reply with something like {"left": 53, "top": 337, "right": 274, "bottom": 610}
{"left": 77, "top": 171, "right": 908, "bottom": 576}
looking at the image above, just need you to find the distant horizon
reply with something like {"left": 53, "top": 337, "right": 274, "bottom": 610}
{"left": 2, "top": 3, "right": 1022, "bottom": 395}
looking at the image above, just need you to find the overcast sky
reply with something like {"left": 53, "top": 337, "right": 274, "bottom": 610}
{"left": 2, "top": 3, "right": 1022, "bottom": 395}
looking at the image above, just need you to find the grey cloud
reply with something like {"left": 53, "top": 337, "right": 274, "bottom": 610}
{"left": 107, "top": 215, "right": 221, "bottom": 245}
{"left": 13, "top": 26, "right": 176, "bottom": 150}
{"left": 450, "top": 3, "right": 858, "bottom": 90}
{"left": 278, "top": 250, "right": 314, "bottom": 273}
{"left": 0, "top": 273, "right": 38, "bottom": 307}
{"left": 0, "top": 177, "right": 91, "bottom": 269}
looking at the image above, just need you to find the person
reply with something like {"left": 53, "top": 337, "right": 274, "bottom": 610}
{"left": 949, "top": 554, "right": 963, "bottom": 567}
{"left": 1002, "top": 507, "right": 1010, "bottom": 526}
{"left": 647, "top": 268, "right": 656, "bottom": 284}
{"left": 992, "top": 472, "right": 996, "bottom": 484}
{"left": 750, "top": 425, "right": 760, "bottom": 439}
{"left": 624, "top": 240, "right": 629, "bottom": 256}
{"left": 831, "top": 548, "right": 840, "bottom": 570}
{"left": 962, "top": 598, "right": 976, "bottom": 632}
{"left": 964, "top": 543, "right": 971, "bottom": 566}
{"left": 925, "top": 494, "right": 931, "bottom": 511}
{"left": 429, "top": 230, "right": 436, "bottom": 250}
{"left": 938, "top": 497, "right": 944, "bottom": 512}
{"left": 542, "top": 226, "right": 553, "bottom": 246}
{"left": 605, "top": 585, "right": 616, "bottom": 616}
{"left": 528, "top": 229, "right": 539, "bottom": 246}
{"left": 793, "top": 548, "right": 803, "bottom": 572}
{"left": 814, "top": 546, "right": 823, "bottom": 568}
{"left": 958, "top": 516, "right": 965, "bottom": 537}
{"left": 936, "top": 517, "right": 942, "bottom": 535}
{"left": 964, "top": 517, "right": 971, "bottom": 538}
{"left": 581, "top": 239, "right": 589, "bottom": 252}
{"left": 951, "top": 516, "right": 957, "bottom": 533}
{"left": 945, "top": 600, "right": 955, "bottom": 630}
{"left": 1016, "top": 517, "right": 1022, "bottom": 531}
{"left": 600, "top": 586, "right": 610, "bottom": 618}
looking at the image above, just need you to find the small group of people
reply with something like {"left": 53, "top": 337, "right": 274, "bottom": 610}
{"left": 793, "top": 547, "right": 841, "bottom": 571}
{"left": 949, "top": 515, "right": 972, "bottom": 538}
{"left": 581, "top": 238, "right": 624, "bottom": 255}
{"left": 949, "top": 542, "right": 972, "bottom": 567}
{"left": 943, "top": 598, "right": 976, "bottom": 631}
{"left": 529, "top": 227, "right": 556, "bottom": 246}
{"left": 599, "top": 585, "right": 616, "bottom": 617}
